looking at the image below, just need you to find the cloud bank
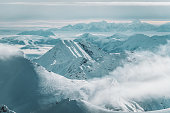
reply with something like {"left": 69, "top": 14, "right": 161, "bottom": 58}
{"left": 0, "top": 44, "right": 23, "bottom": 60}
{"left": 35, "top": 42, "right": 170, "bottom": 111}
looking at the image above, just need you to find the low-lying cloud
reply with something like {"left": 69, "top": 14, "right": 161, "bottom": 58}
{"left": 82, "top": 43, "right": 170, "bottom": 110}
{"left": 37, "top": 42, "right": 170, "bottom": 111}
{"left": 0, "top": 44, "right": 23, "bottom": 60}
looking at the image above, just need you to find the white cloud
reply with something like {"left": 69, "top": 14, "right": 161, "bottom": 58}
{"left": 0, "top": 44, "right": 23, "bottom": 60}
{"left": 36, "top": 42, "right": 170, "bottom": 111}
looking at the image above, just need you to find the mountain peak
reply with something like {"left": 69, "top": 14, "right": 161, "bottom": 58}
{"left": 34, "top": 39, "right": 115, "bottom": 79}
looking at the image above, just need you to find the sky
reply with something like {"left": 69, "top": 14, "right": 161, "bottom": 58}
{"left": 1, "top": 0, "right": 170, "bottom": 27}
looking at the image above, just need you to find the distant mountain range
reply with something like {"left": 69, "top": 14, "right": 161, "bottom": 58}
{"left": 76, "top": 33, "right": 170, "bottom": 53}
{"left": 49, "top": 20, "right": 170, "bottom": 32}
{"left": 17, "top": 30, "right": 55, "bottom": 37}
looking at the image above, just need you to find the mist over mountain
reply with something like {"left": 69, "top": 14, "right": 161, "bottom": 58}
{"left": 1, "top": 19, "right": 170, "bottom": 113}
{"left": 2, "top": 0, "right": 170, "bottom": 111}
{"left": 2, "top": 41, "right": 170, "bottom": 113}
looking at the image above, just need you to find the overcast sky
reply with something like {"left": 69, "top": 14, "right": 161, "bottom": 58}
{"left": 2, "top": 0, "right": 170, "bottom": 2}
{"left": 1, "top": 0, "right": 170, "bottom": 27}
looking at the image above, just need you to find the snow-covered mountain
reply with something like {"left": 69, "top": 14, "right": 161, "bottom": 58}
{"left": 34, "top": 39, "right": 118, "bottom": 79}
{"left": 1, "top": 53, "right": 170, "bottom": 113}
{"left": 157, "top": 23, "right": 170, "bottom": 32}
{"left": 17, "top": 30, "right": 55, "bottom": 37}
{"left": 48, "top": 20, "right": 170, "bottom": 33}
{"left": 79, "top": 33, "right": 170, "bottom": 54}
{"left": 34, "top": 33, "right": 170, "bottom": 80}
{"left": 104, "top": 34, "right": 170, "bottom": 53}
{"left": 1, "top": 45, "right": 170, "bottom": 113}
{"left": 0, "top": 46, "right": 84, "bottom": 113}
{"left": 49, "top": 20, "right": 157, "bottom": 32}
{"left": 76, "top": 33, "right": 126, "bottom": 53}
{"left": 2, "top": 26, "right": 170, "bottom": 113}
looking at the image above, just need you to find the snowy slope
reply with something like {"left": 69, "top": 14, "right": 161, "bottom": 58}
{"left": 77, "top": 33, "right": 125, "bottom": 47}
{"left": 0, "top": 49, "right": 120, "bottom": 113}
{"left": 0, "top": 46, "right": 84, "bottom": 113}
{"left": 99, "top": 34, "right": 170, "bottom": 53}
{"left": 116, "top": 34, "right": 170, "bottom": 52}
{"left": 76, "top": 33, "right": 126, "bottom": 53}
{"left": 35, "top": 99, "right": 170, "bottom": 113}
{"left": 157, "top": 23, "right": 170, "bottom": 32}
{"left": 34, "top": 34, "right": 170, "bottom": 80}
{"left": 34, "top": 39, "right": 117, "bottom": 79}
{"left": 1, "top": 45, "right": 170, "bottom": 113}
